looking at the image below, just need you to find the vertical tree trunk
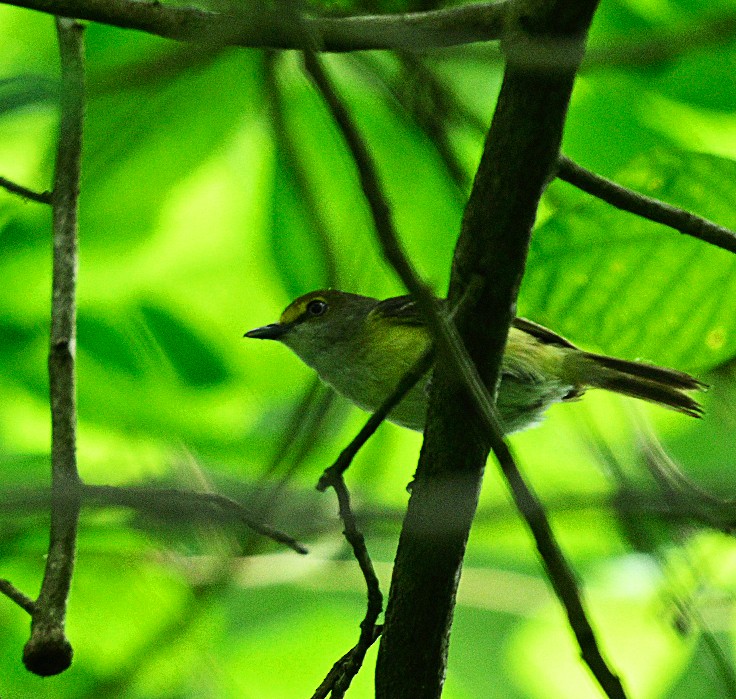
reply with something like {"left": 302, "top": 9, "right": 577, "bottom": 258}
{"left": 375, "top": 1, "right": 602, "bottom": 696}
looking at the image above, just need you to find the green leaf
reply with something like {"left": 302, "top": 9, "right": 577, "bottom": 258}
{"left": 522, "top": 149, "right": 736, "bottom": 371}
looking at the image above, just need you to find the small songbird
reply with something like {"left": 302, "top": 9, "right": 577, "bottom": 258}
{"left": 245, "top": 289, "right": 705, "bottom": 433}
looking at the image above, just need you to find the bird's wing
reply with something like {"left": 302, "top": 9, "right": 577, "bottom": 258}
{"left": 511, "top": 317, "right": 579, "bottom": 350}
{"left": 369, "top": 296, "right": 425, "bottom": 326}
{"left": 371, "top": 298, "right": 578, "bottom": 350}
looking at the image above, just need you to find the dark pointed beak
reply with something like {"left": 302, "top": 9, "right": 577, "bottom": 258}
{"left": 244, "top": 323, "right": 287, "bottom": 340}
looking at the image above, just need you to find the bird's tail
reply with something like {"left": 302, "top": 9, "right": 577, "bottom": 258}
{"left": 575, "top": 352, "right": 707, "bottom": 417}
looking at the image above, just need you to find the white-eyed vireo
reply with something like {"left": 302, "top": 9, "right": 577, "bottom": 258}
{"left": 245, "top": 289, "right": 705, "bottom": 433}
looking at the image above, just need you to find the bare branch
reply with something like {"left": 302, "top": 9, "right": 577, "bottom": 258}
{"left": 312, "top": 626, "right": 383, "bottom": 699}
{"left": 0, "top": 579, "right": 36, "bottom": 614}
{"left": 0, "top": 176, "right": 52, "bottom": 204}
{"left": 557, "top": 155, "right": 736, "bottom": 256}
{"left": 313, "top": 473, "right": 383, "bottom": 698}
{"left": 83, "top": 484, "right": 309, "bottom": 554}
{"left": 22, "top": 18, "right": 85, "bottom": 678}
{"left": 311, "top": 338, "right": 431, "bottom": 696}
{"left": 4, "top": 0, "right": 508, "bottom": 52}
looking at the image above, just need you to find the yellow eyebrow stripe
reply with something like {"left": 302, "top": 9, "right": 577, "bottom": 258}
{"left": 279, "top": 295, "right": 327, "bottom": 325}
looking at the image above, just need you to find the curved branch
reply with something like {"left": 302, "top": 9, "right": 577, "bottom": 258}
{"left": 312, "top": 473, "right": 383, "bottom": 699}
{"left": 4, "top": 0, "right": 508, "bottom": 52}
{"left": 557, "top": 155, "right": 736, "bottom": 255}
{"left": 83, "top": 484, "right": 308, "bottom": 554}
{"left": 317, "top": 350, "right": 433, "bottom": 492}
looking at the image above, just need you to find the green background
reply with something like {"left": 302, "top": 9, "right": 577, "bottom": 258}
{"left": 2, "top": 0, "right": 736, "bottom": 696}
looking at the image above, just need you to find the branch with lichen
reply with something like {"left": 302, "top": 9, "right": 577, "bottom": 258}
{"left": 19, "top": 17, "right": 86, "bottom": 678}
{"left": 2, "top": 0, "right": 507, "bottom": 52}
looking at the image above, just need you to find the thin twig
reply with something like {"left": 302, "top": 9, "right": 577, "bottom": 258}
{"left": 557, "top": 155, "right": 736, "bottom": 256}
{"left": 311, "top": 626, "right": 383, "bottom": 699}
{"left": 302, "top": 49, "right": 494, "bottom": 427}
{"left": 303, "top": 13, "right": 627, "bottom": 699}
{"left": 0, "top": 579, "right": 36, "bottom": 614}
{"left": 22, "top": 17, "right": 86, "bottom": 679}
{"left": 308, "top": 235, "right": 433, "bottom": 699}
{"left": 308, "top": 216, "right": 433, "bottom": 698}
{"left": 317, "top": 350, "right": 433, "bottom": 492}
{"left": 301, "top": 51, "right": 503, "bottom": 455}
{"left": 313, "top": 474, "right": 383, "bottom": 699}
{"left": 83, "top": 484, "right": 308, "bottom": 554}
{"left": 0, "top": 176, "right": 52, "bottom": 204}
{"left": 4, "top": 0, "right": 508, "bottom": 52}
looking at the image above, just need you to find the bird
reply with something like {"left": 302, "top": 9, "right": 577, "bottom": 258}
{"left": 245, "top": 289, "right": 705, "bottom": 433}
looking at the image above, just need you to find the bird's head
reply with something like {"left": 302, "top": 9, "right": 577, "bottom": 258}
{"left": 245, "top": 289, "right": 377, "bottom": 367}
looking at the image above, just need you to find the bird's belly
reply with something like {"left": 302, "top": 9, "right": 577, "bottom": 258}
{"left": 317, "top": 352, "right": 574, "bottom": 434}
{"left": 496, "top": 373, "right": 573, "bottom": 433}
{"left": 318, "top": 363, "right": 428, "bottom": 431}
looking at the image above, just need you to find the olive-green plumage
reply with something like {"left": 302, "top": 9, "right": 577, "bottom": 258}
{"left": 245, "top": 290, "right": 705, "bottom": 433}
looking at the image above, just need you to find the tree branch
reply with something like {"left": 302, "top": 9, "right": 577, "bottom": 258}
{"left": 311, "top": 626, "right": 383, "bottom": 699}
{"left": 3, "top": 0, "right": 508, "bottom": 52}
{"left": 83, "top": 484, "right": 308, "bottom": 554}
{"left": 376, "top": 0, "right": 627, "bottom": 696}
{"left": 0, "top": 176, "right": 52, "bottom": 204}
{"left": 0, "top": 579, "right": 36, "bottom": 614}
{"left": 557, "top": 155, "right": 736, "bottom": 255}
{"left": 313, "top": 473, "right": 383, "bottom": 699}
{"left": 310, "top": 347, "right": 433, "bottom": 695}
{"left": 22, "top": 17, "right": 85, "bottom": 678}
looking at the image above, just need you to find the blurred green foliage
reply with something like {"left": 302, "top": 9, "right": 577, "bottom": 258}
{"left": 2, "top": 0, "right": 736, "bottom": 697}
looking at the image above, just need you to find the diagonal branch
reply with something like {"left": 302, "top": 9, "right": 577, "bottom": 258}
{"left": 22, "top": 17, "right": 85, "bottom": 678}
{"left": 0, "top": 579, "right": 37, "bottom": 614}
{"left": 557, "top": 155, "right": 736, "bottom": 255}
{"left": 0, "top": 176, "right": 52, "bottom": 204}
{"left": 3, "top": 0, "right": 508, "bottom": 52}
{"left": 311, "top": 626, "right": 383, "bottom": 699}
{"left": 317, "top": 350, "right": 433, "bottom": 492}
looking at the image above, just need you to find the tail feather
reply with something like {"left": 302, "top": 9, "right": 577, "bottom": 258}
{"left": 588, "top": 353, "right": 707, "bottom": 391}
{"left": 579, "top": 352, "right": 706, "bottom": 418}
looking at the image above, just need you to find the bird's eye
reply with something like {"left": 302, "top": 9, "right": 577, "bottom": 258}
{"left": 306, "top": 299, "right": 328, "bottom": 317}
